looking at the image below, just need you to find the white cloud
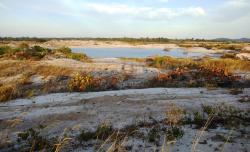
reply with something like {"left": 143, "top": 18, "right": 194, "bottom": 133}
{"left": 211, "top": 0, "right": 250, "bottom": 22}
{"left": 84, "top": 3, "right": 206, "bottom": 20}
{"left": 85, "top": 3, "right": 151, "bottom": 15}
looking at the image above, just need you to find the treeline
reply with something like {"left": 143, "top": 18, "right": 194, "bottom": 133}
{"left": 1, "top": 37, "right": 247, "bottom": 43}
{"left": 0, "top": 37, "right": 173, "bottom": 42}
{"left": 0, "top": 37, "right": 50, "bottom": 42}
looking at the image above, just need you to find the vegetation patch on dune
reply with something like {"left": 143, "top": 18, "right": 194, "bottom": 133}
{"left": 177, "top": 42, "right": 246, "bottom": 51}
{"left": 147, "top": 56, "right": 250, "bottom": 72}
{"left": 147, "top": 56, "right": 250, "bottom": 88}
{"left": 0, "top": 44, "right": 89, "bottom": 62}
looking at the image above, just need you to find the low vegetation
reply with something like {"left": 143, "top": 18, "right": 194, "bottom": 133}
{"left": 147, "top": 56, "right": 250, "bottom": 72}
{"left": 11, "top": 103, "right": 247, "bottom": 151}
{"left": 54, "top": 47, "right": 89, "bottom": 61}
{"left": 178, "top": 42, "right": 245, "bottom": 51}
{"left": 147, "top": 56, "right": 250, "bottom": 87}
{"left": 68, "top": 72, "right": 96, "bottom": 92}
{"left": 181, "top": 103, "right": 250, "bottom": 129}
{"left": 0, "top": 59, "right": 77, "bottom": 102}
{"left": 119, "top": 57, "right": 146, "bottom": 62}
{"left": 0, "top": 45, "right": 51, "bottom": 60}
{"left": 0, "top": 84, "right": 18, "bottom": 102}
{"left": 0, "top": 44, "right": 92, "bottom": 102}
{"left": 17, "top": 128, "right": 56, "bottom": 151}
{"left": 0, "top": 44, "right": 89, "bottom": 61}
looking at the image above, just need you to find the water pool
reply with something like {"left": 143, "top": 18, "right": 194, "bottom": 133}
{"left": 71, "top": 47, "right": 219, "bottom": 58}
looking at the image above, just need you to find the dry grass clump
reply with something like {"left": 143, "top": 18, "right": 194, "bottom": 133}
{"left": 33, "top": 65, "right": 73, "bottom": 77}
{"left": 0, "top": 61, "right": 30, "bottom": 77}
{"left": 201, "top": 58, "right": 250, "bottom": 72}
{"left": 165, "top": 103, "right": 184, "bottom": 126}
{"left": 68, "top": 73, "right": 124, "bottom": 92}
{"left": 0, "top": 84, "right": 18, "bottom": 102}
{"left": 68, "top": 72, "right": 96, "bottom": 92}
{"left": 0, "top": 74, "right": 34, "bottom": 102}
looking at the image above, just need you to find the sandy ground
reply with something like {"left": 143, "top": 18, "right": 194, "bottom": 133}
{"left": 0, "top": 58, "right": 167, "bottom": 90}
{"left": 3, "top": 40, "right": 230, "bottom": 53}
{"left": 0, "top": 88, "right": 249, "bottom": 151}
{"left": 42, "top": 58, "right": 166, "bottom": 89}
{"left": 42, "top": 40, "right": 180, "bottom": 49}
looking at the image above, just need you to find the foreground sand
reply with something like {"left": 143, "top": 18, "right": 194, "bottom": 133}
{"left": 0, "top": 88, "right": 249, "bottom": 151}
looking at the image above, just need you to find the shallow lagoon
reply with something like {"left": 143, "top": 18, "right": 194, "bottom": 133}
{"left": 71, "top": 47, "right": 219, "bottom": 58}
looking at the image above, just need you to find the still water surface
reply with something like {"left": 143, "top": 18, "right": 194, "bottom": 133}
{"left": 71, "top": 47, "right": 218, "bottom": 58}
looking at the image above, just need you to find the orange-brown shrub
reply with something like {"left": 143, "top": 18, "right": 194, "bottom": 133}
{"left": 68, "top": 72, "right": 96, "bottom": 92}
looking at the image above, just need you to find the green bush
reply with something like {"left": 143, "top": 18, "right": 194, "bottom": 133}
{"left": 66, "top": 53, "right": 87, "bottom": 61}
{"left": 0, "top": 45, "right": 89, "bottom": 61}
{"left": 55, "top": 47, "right": 72, "bottom": 54}
{"left": 54, "top": 47, "right": 88, "bottom": 61}
{"left": 148, "top": 127, "right": 160, "bottom": 142}
{"left": 0, "top": 46, "right": 14, "bottom": 56}
{"left": 166, "top": 126, "right": 184, "bottom": 141}
{"left": 25, "top": 46, "right": 51, "bottom": 59}
{"left": 17, "top": 128, "right": 55, "bottom": 151}
{"left": 193, "top": 111, "right": 204, "bottom": 127}
{"left": 77, "top": 130, "right": 95, "bottom": 142}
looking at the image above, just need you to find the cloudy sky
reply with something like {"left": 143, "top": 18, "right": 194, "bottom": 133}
{"left": 0, "top": 0, "right": 249, "bottom": 39}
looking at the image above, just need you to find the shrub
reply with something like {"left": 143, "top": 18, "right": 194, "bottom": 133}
{"left": 77, "top": 130, "right": 95, "bottom": 142}
{"left": 78, "top": 123, "right": 114, "bottom": 142}
{"left": 193, "top": 111, "right": 204, "bottom": 127}
{"left": 66, "top": 53, "right": 88, "bottom": 61}
{"left": 148, "top": 127, "right": 160, "bottom": 143}
{"left": 55, "top": 47, "right": 72, "bottom": 54}
{"left": 0, "top": 45, "right": 51, "bottom": 60}
{"left": 197, "top": 65, "right": 238, "bottom": 87}
{"left": 202, "top": 104, "right": 214, "bottom": 115}
{"left": 95, "top": 123, "right": 114, "bottom": 140}
{"left": 0, "top": 46, "right": 15, "bottom": 56}
{"left": 166, "top": 126, "right": 184, "bottom": 141}
{"left": 17, "top": 128, "right": 55, "bottom": 151}
{"left": 54, "top": 47, "right": 89, "bottom": 61}
{"left": 25, "top": 46, "right": 51, "bottom": 59}
{"left": 68, "top": 72, "right": 95, "bottom": 92}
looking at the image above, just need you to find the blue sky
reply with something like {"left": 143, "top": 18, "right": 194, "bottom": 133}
{"left": 0, "top": 0, "right": 249, "bottom": 39}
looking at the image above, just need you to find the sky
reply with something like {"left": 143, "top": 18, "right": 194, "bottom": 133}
{"left": 0, "top": 0, "right": 249, "bottom": 39}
